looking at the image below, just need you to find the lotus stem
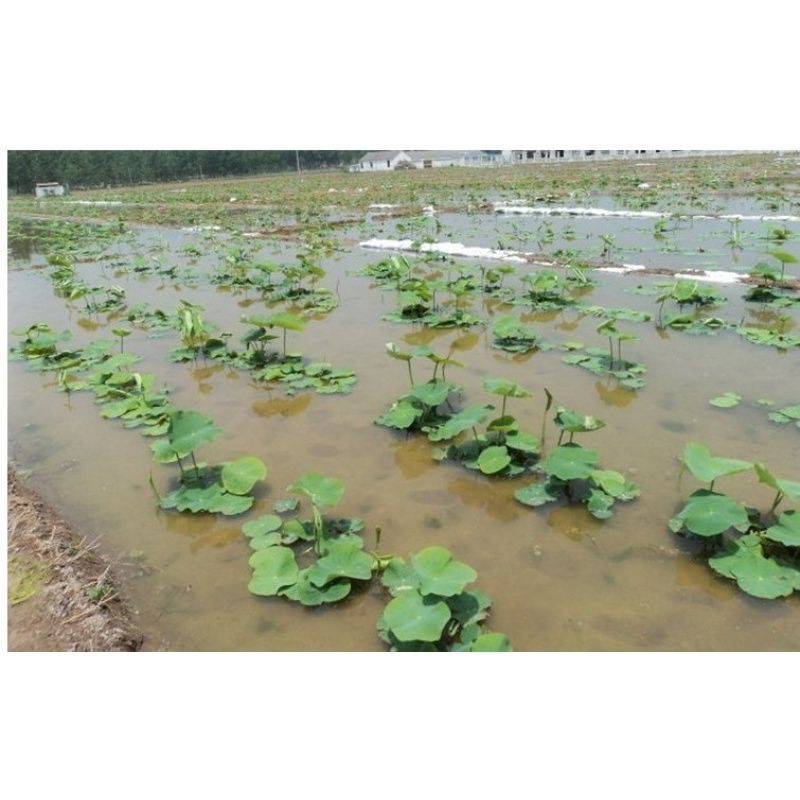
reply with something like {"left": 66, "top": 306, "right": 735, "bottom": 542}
{"left": 768, "top": 490, "right": 784, "bottom": 517}
{"left": 501, "top": 396, "right": 508, "bottom": 419}
{"left": 471, "top": 426, "right": 479, "bottom": 442}
{"left": 558, "top": 430, "right": 565, "bottom": 445}
{"left": 407, "top": 361, "right": 414, "bottom": 387}
{"left": 175, "top": 455, "right": 186, "bottom": 481}
{"left": 190, "top": 451, "right": 201, "bottom": 480}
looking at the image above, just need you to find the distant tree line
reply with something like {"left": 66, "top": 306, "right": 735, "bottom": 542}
{"left": 7, "top": 151, "right": 365, "bottom": 193}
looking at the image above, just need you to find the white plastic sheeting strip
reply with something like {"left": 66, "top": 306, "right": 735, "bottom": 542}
{"left": 493, "top": 204, "right": 800, "bottom": 222}
{"left": 674, "top": 271, "right": 743, "bottom": 285}
{"left": 360, "top": 238, "right": 530, "bottom": 263}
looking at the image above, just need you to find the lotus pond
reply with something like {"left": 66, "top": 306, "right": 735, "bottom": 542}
{"left": 7, "top": 154, "right": 800, "bottom": 650}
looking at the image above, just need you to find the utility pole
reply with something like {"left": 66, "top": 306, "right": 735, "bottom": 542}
{"left": 295, "top": 150, "right": 301, "bottom": 174}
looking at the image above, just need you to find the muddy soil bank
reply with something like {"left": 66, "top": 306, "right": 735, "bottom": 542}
{"left": 7, "top": 468, "right": 144, "bottom": 652}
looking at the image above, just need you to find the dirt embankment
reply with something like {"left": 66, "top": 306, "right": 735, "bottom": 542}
{"left": 7, "top": 468, "right": 143, "bottom": 652}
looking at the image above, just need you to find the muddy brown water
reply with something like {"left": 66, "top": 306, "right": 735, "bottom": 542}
{"left": 7, "top": 221, "right": 800, "bottom": 650}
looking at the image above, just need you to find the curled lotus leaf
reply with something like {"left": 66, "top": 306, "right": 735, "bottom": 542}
{"left": 411, "top": 546, "right": 477, "bottom": 597}
{"left": 554, "top": 407, "right": 606, "bottom": 433}
{"left": 764, "top": 510, "right": 800, "bottom": 547}
{"left": 544, "top": 445, "right": 599, "bottom": 481}
{"left": 426, "top": 404, "right": 494, "bottom": 442}
{"left": 263, "top": 312, "right": 305, "bottom": 331}
{"left": 708, "top": 533, "right": 800, "bottom": 599}
{"left": 669, "top": 490, "right": 749, "bottom": 537}
{"left": 380, "top": 590, "right": 451, "bottom": 642}
{"left": 477, "top": 445, "right": 512, "bottom": 475}
{"left": 753, "top": 463, "right": 800, "bottom": 502}
{"left": 221, "top": 456, "right": 267, "bottom": 496}
{"left": 162, "top": 410, "right": 221, "bottom": 459}
{"left": 590, "top": 469, "right": 639, "bottom": 500}
{"left": 587, "top": 489, "right": 615, "bottom": 519}
{"left": 385, "top": 342, "right": 413, "bottom": 361}
{"left": 287, "top": 472, "right": 344, "bottom": 508}
{"left": 682, "top": 442, "right": 752, "bottom": 485}
{"left": 282, "top": 569, "right": 351, "bottom": 606}
{"left": 483, "top": 376, "right": 532, "bottom": 398}
{"left": 247, "top": 546, "right": 299, "bottom": 596}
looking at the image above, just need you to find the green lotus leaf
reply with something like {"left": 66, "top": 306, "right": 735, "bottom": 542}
{"left": 553, "top": 407, "right": 606, "bottom": 433}
{"left": 281, "top": 518, "right": 311, "bottom": 543}
{"left": 591, "top": 469, "right": 639, "bottom": 500}
{"left": 776, "top": 404, "right": 800, "bottom": 420}
{"left": 206, "top": 492, "right": 254, "bottom": 516}
{"left": 380, "top": 590, "right": 451, "bottom": 642}
{"left": 709, "top": 392, "right": 741, "bottom": 408}
{"left": 221, "top": 456, "right": 267, "bottom": 496}
{"left": 587, "top": 489, "right": 615, "bottom": 519}
{"left": 263, "top": 312, "right": 305, "bottom": 331}
{"left": 492, "top": 315, "right": 538, "bottom": 342}
{"left": 380, "top": 557, "right": 420, "bottom": 595}
{"left": 287, "top": 472, "right": 344, "bottom": 508}
{"left": 682, "top": 442, "right": 752, "bottom": 485}
{"left": 446, "top": 590, "right": 492, "bottom": 627}
{"left": 165, "top": 410, "right": 221, "bottom": 459}
{"left": 426, "top": 404, "right": 493, "bottom": 442}
{"left": 376, "top": 399, "right": 423, "bottom": 429}
{"left": 247, "top": 546, "right": 299, "bottom": 596}
{"left": 477, "top": 445, "right": 512, "bottom": 475}
{"left": 282, "top": 569, "right": 351, "bottom": 606}
{"left": 411, "top": 546, "right": 477, "bottom": 597}
{"left": 307, "top": 538, "right": 375, "bottom": 586}
{"left": 486, "top": 415, "right": 518, "bottom": 433}
{"left": 274, "top": 497, "right": 299, "bottom": 513}
{"left": 470, "top": 633, "right": 513, "bottom": 652}
{"left": 385, "top": 342, "right": 413, "bottom": 361}
{"left": 709, "top": 533, "right": 800, "bottom": 599}
{"left": 242, "top": 514, "right": 282, "bottom": 538}
{"left": 544, "top": 445, "right": 599, "bottom": 481}
{"left": 670, "top": 490, "right": 749, "bottom": 537}
{"left": 483, "top": 376, "right": 532, "bottom": 398}
{"left": 409, "top": 380, "right": 453, "bottom": 407}
{"left": 753, "top": 463, "right": 800, "bottom": 501}
{"left": 515, "top": 480, "right": 561, "bottom": 507}
{"left": 505, "top": 430, "right": 540, "bottom": 454}
{"left": 248, "top": 532, "right": 283, "bottom": 550}
{"left": 764, "top": 510, "right": 800, "bottom": 546}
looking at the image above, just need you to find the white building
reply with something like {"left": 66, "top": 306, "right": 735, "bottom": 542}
{"left": 350, "top": 150, "right": 494, "bottom": 171}
{"left": 35, "top": 182, "right": 66, "bottom": 197}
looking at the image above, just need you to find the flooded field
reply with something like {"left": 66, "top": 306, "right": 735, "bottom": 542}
{"left": 7, "top": 154, "right": 800, "bottom": 651}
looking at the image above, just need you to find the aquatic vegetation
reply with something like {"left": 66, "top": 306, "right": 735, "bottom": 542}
{"left": 561, "top": 321, "right": 646, "bottom": 390}
{"left": 709, "top": 392, "right": 741, "bottom": 408}
{"left": 656, "top": 279, "right": 724, "bottom": 322}
{"left": 669, "top": 443, "right": 800, "bottom": 599}
{"left": 767, "top": 404, "right": 800, "bottom": 429}
{"left": 515, "top": 407, "right": 638, "bottom": 519}
{"left": 153, "top": 410, "right": 266, "bottom": 515}
{"left": 769, "top": 248, "right": 798, "bottom": 280}
{"left": 491, "top": 315, "right": 541, "bottom": 353}
{"left": 378, "top": 546, "right": 512, "bottom": 651}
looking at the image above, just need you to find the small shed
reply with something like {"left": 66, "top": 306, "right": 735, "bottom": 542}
{"left": 35, "top": 182, "right": 66, "bottom": 198}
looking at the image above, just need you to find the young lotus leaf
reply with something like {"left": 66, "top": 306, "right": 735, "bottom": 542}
{"left": 263, "top": 312, "right": 306, "bottom": 332}
{"left": 376, "top": 399, "right": 423, "bottom": 430}
{"left": 669, "top": 490, "right": 749, "bottom": 537}
{"left": 288, "top": 472, "right": 344, "bottom": 508}
{"left": 409, "top": 380, "right": 454, "bottom": 408}
{"left": 445, "top": 589, "right": 492, "bottom": 627}
{"left": 161, "top": 483, "right": 254, "bottom": 515}
{"left": 426, "top": 404, "right": 493, "bottom": 442}
{"left": 682, "top": 442, "right": 752, "bottom": 485}
{"left": 248, "top": 532, "right": 283, "bottom": 551}
{"left": 590, "top": 470, "right": 639, "bottom": 500}
{"left": 514, "top": 481, "right": 561, "bottom": 507}
{"left": 768, "top": 405, "right": 800, "bottom": 428}
{"left": 221, "top": 456, "right": 267, "bottom": 496}
{"left": 544, "top": 445, "right": 599, "bottom": 481}
{"left": 469, "top": 633, "right": 513, "bottom": 652}
{"left": 483, "top": 377, "right": 532, "bottom": 398}
{"left": 274, "top": 497, "right": 299, "bottom": 513}
{"left": 753, "top": 463, "right": 800, "bottom": 502}
{"left": 380, "top": 557, "right": 420, "bottom": 594}
{"left": 477, "top": 445, "right": 512, "bottom": 475}
{"left": 587, "top": 490, "right": 615, "bottom": 519}
{"left": 763, "top": 511, "right": 800, "bottom": 547}
{"left": 554, "top": 407, "right": 606, "bottom": 434}
{"left": 247, "top": 546, "right": 299, "bottom": 597}
{"left": 307, "top": 537, "right": 375, "bottom": 586}
{"left": 380, "top": 590, "right": 451, "bottom": 642}
{"left": 162, "top": 410, "right": 221, "bottom": 459}
{"left": 411, "top": 546, "right": 477, "bottom": 597}
{"left": 505, "top": 431, "right": 540, "bottom": 454}
{"left": 708, "top": 533, "right": 800, "bottom": 599}
{"left": 242, "top": 514, "right": 282, "bottom": 538}
{"left": 385, "top": 342, "right": 413, "bottom": 361}
{"left": 709, "top": 392, "right": 741, "bottom": 408}
{"left": 282, "top": 569, "right": 351, "bottom": 606}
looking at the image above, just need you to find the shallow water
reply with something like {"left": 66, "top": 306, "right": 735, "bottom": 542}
{"left": 7, "top": 219, "right": 800, "bottom": 651}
